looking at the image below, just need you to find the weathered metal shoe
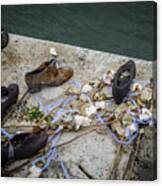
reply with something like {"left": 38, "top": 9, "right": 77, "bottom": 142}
{"left": 25, "top": 59, "right": 73, "bottom": 93}
{"left": 1, "top": 84, "right": 19, "bottom": 119}
{"left": 1, "top": 130, "right": 48, "bottom": 167}
{"left": 1, "top": 28, "right": 9, "bottom": 49}
{"left": 112, "top": 60, "right": 136, "bottom": 104}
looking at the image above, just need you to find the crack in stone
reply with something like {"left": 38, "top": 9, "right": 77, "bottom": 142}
{"left": 78, "top": 164, "right": 94, "bottom": 179}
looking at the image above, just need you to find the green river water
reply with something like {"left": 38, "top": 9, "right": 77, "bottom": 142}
{"left": 1, "top": 2, "right": 156, "bottom": 60}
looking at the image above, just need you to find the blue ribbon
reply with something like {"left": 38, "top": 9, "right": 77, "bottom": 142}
{"left": 45, "top": 98, "right": 65, "bottom": 113}
{"left": 133, "top": 79, "right": 150, "bottom": 84}
{"left": 32, "top": 131, "right": 70, "bottom": 178}
{"left": 106, "top": 122, "right": 139, "bottom": 145}
{"left": 55, "top": 150, "right": 70, "bottom": 179}
{"left": 34, "top": 95, "right": 65, "bottom": 116}
{"left": 51, "top": 95, "right": 77, "bottom": 124}
{"left": 1, "top": 128, "right": 13, "bottom": 139}
{"left": 96, "top": 111, "right": 140, "bottom": 145}
{"left": 82, "top": 94, "right": 94, "bottom": 105}
{"left": 32, "top": 133, "right": 62, "bottom": 172}
{"left": 34, "top": 95, "right": 48, "bottom": 115}
{"left": 68, "top": 80, "right": 81, "bottom": 89}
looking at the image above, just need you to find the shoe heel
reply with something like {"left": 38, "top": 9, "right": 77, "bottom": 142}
{"left": 31, "top": 87, "right": 41, "bottom": 93}
{"left": 29, "top": 85, "right": 41, "bottom": 93}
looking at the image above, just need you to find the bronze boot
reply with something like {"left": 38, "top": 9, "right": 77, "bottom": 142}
{"left": 25, "top": 60, "right": 73, "bottom": 93}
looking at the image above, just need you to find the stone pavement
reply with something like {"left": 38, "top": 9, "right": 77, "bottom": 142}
{"left": 1, "top": 34, "right": 155, "bottom": 180}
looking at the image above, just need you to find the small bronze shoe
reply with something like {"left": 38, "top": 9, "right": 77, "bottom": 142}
{"left": 25, "top": 60, "right": 73, "bottom": 93}
{"left": 112, "top": 60, "right": 136, "bottom": 104}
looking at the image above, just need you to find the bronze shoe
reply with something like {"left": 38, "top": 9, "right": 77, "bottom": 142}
{"left": 1, "top": 84, "right": 19, "bottom": 120}
{"left": 25, "top": 60, "right": 73, "bottom": 93}
{"left": 1, "top": 28, "right": 9, "bottom": 50}
{"left": 1, "top": 130, "right": 48, "bottom": 167}
{"left": 112, "top": 60, "right": 136, "bottom": 104}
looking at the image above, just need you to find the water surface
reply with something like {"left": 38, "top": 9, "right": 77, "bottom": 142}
{"left": 1, "top": 2, "right": 156, "bottom": 60}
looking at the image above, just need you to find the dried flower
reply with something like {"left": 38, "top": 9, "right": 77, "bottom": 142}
{"left": 140, "top": 88, "right": 152, "bottom": 102}
{"left": 131, "top": 82, "right": 142, "bottom": 92}
{"left": 139, "top": 108, "right": 152, "bottom": 122}
{"left": 81, "top": 84, "right": 93, "bottom": 94}
{"left": 102, "top": 70, "right": 115, "bottom": 85}
{"left": 85, "top": 105, "right": 97, "bottom": 117}
{"left": 74, "top": 115, "right": 91, "bottom": 130}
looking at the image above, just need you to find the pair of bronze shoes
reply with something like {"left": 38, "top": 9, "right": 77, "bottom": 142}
{"left": 25, "top": 59, "right": 73, "bottom": 93}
